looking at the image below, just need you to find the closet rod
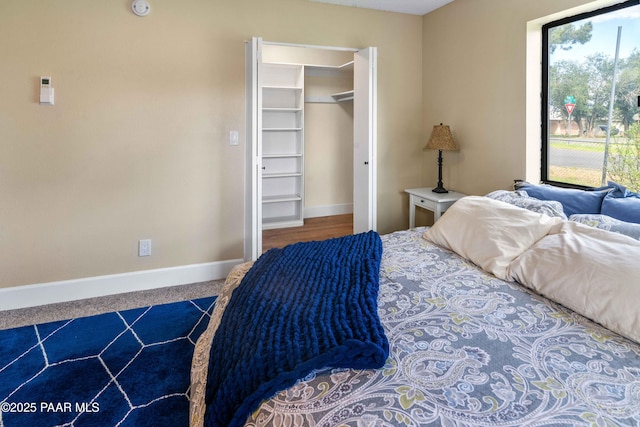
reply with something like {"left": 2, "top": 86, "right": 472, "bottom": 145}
{"left": 262, "top": 41, "right": 360, "bottom": 52}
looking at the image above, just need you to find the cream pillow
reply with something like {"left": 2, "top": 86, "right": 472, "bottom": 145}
{"left": 423, "top": 196, "right": 562, "bottom": 280}
{"left": 508, "top": 221, "right": 640, "bottom": 343}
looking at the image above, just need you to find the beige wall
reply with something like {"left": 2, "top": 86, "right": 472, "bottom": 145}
{"left": 305, "top": 74, "right": 354, "bottom": 211}
{"left": 0, "top": 0, "right": 422, "bottom": 288}
{"left": 421, "top": 0, "right": 617, "bottom": 196}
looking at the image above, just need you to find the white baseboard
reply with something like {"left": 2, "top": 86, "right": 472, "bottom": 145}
{"left": 0, "top": 259, "right": 243, "bottom": 311}
{"left": 304, "top": 203, "right": 353, "bottom": 219}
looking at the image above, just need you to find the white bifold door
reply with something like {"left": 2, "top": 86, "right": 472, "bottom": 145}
{"left": 244, "top": 37, "right": 377, "bottom": 261}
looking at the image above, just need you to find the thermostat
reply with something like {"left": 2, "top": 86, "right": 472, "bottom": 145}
{"left": 131, "top": 0, "right": 150, "bottom": 16}
{"left": 40, "top": 76, "right": 54, "bottom": 105}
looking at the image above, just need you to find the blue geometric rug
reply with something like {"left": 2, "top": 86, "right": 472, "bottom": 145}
{"left": 0, "top": 296, "right": 216, "bottom": 427}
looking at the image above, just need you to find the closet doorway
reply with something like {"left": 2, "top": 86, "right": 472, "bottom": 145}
{"left": 244, "top": 37, "right": 377, "bottom": 261}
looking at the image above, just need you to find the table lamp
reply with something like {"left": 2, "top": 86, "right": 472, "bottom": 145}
{"left": 423, "top": 123, "right": 459, "bottom": 193}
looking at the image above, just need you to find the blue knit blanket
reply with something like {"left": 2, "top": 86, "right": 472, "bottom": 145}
{"left": 204, "top": 231, "right": 388, "bottom": 427}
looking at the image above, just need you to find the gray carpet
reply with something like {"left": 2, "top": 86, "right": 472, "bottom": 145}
{"left": 0, "top": 279, "right": 225, "bottom": 330}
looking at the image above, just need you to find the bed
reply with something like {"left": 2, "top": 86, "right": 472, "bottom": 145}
{"left": 190, "top": 196, "right": 640, "bottom": 427}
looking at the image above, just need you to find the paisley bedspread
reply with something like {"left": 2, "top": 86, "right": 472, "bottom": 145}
{"left": 191, "top": 227, "right": 640, "bottom": 427}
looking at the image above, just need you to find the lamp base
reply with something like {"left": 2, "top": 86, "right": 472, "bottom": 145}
{"left": 432, "top": 185, "right": 449, "bottom": 194}
{"left": 432, "top": 149, "right": 450, "bottom": 193}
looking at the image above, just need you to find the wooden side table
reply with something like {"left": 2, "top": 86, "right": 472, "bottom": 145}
{"left": 404, "top": 188, "right": 466, "bottom": 228}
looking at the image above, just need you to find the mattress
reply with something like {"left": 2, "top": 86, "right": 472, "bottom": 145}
{"left": 191, "top": 226, "right": 640, "bottom": 426}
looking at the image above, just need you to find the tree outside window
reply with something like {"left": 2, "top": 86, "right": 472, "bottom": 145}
{"left": 542, "top": 0, "right": 640, "bottom": 191}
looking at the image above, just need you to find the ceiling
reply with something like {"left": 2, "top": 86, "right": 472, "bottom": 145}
{"left": 308, "top": 0, "right": 454, "bottom": 15}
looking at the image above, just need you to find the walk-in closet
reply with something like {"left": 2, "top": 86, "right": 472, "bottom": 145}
{"left": 244, "top": 38, "right": 377, "bottom": 260}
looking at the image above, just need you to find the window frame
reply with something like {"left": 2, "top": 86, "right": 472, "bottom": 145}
{"left": 541, "top": 0, "right": 640, "bottom": 189}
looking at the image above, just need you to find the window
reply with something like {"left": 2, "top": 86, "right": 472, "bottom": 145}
{"left": 542, "top": 0, "right": 640, "bottom": 190}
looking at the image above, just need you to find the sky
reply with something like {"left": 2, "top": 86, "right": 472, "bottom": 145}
{"left": 550, "top": 4, "right": 640, "bottom": 64}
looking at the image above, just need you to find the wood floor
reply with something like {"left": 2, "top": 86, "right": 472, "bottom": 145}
{"left": 262, "top": 214, "right": 353, "bottom": 252}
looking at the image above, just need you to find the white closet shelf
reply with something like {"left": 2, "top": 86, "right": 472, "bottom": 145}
{"left": 263, "top": 194, "right": 302, "bottom": 203}
{"left": 262, "top": 128, "right": 303, "bottom": 131}
{"left": 262, "top": 153, "right": 302, "bottom": 158}
{"left": 268, "top": 60, "right": 354, "bottom": 71}
{"left": 305, "top": 60, "right": 354, "bottom": 72}
{"left": 263, "top": 172, "right": 302, "bottom": 178}
{"left": 263, "top": 107, "right": 303, "bottom": 112}
{"left": 263, "top": 86, "right": 303, "bottom": 90}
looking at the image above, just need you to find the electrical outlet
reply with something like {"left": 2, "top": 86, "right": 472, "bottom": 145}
{"left": 138, "top": 239, "right": 151, "bottom": 257}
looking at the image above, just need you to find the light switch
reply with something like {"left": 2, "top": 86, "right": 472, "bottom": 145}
{"left": 230, "top": 130, "right": 239, "bottom": 146}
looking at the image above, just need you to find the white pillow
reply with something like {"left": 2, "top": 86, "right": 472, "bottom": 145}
{"left": 423, "top": 196, "right": 562, "bottom": 280}
{"left": 508, "top": 221, "right": 640, "bottom": 344}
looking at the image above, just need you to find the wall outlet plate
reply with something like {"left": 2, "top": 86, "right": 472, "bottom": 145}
{"left": 138, "top": 239, "right": 151, "bottom": 257}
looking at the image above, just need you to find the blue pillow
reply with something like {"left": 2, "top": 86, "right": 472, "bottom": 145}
{"left": 601, "top": 192, "right": 640, "bottom": 224}
{"left": 514, "top": 182, "right": 610, "bottom": 217}
{"left": 600, "top": 181, "right": 640, "bottom": 224}
{"left": 606, "top": 181, "right": 638, "bottom": 198}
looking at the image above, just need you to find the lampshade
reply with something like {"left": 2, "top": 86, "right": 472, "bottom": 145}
{"left": 423, "top": 124, "right": 459, "bottom": 151}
